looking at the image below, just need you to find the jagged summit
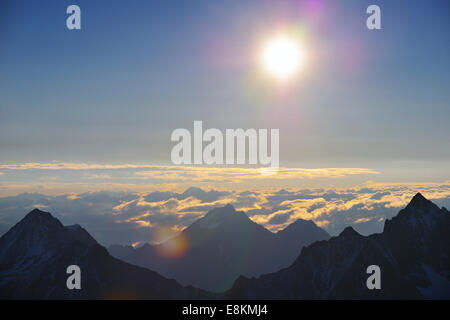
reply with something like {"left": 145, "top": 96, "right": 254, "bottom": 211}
{"left": 28, "top": 208, "right": 47, "bottom": 214}
{"left": 226, "top": 194, "right": 450, "bottom": 299}
{"left": 20, "top": 208, "right": 63, "bottom": 230}
{"left": 25, "top": 208, "right": 54, "bottom": 219}
{"left": 384, "top": 192, "right": 443, "bottom": 235}
{"left": 411, "top": 192, "right": 426, "bottom": 202}
{"left": 338, "top": 226, "right": 361, "bottom": 238}
{"left": 397, "top": 192, "right": 441, "bottom": 220}
{"left": 1, "top": 208, "right": 98, "bottom": 255}
{"left": 0, "top": 210, "right": 210, "bottom": 299}
{"left": 407, "top": 192, "right": 433, "bottom": 209}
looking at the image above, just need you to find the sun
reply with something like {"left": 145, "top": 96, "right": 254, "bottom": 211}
{"left": 260, "top": 35, "right": 304, "bottom": 81}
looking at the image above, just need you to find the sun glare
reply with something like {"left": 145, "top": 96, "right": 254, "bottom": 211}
{"left": 260, "top": 35, "right": 304, "bottom": 81}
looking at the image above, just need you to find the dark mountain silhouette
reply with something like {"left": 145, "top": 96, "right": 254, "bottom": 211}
{"left": 110, "top": 204, "right": 330, "bottom": 292}
{"left": 0, "top": 209, "right": 210, "bottom": 299}
{"left": 225, "top": 193, "right": 450, "bottom": 299}
{"left": 2, "top": 193, "right": 448, "bottom": 300}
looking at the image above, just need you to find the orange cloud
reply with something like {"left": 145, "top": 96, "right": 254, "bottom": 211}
{"left": 0, "top": 162, "right": 380, "bottom": 196}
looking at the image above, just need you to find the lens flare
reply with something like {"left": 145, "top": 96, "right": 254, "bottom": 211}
{"left": 154, "top": 226, "right": 189, "bottom": 259}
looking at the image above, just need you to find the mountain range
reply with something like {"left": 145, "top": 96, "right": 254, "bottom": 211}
{"left": 0, "top": 193, "right": 449, "bottom": 299}
{"left": 225, "top": 193, "right": 450, "bottom": 299}
{"left": 0, "top": 209, "right": 209, "bottom": 299}
{"left": 108, "top": 204, "right": 330, "bottom": 292}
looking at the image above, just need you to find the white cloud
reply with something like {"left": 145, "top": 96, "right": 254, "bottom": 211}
{"left": 1, "top": 183, "right": 450, "bottom": 246}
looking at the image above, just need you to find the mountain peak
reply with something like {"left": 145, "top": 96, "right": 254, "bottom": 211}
{"left": 183, "top": 186, "right": 204, "bottom": 194}
{"left": 188, "top": 204, "right": 248, "bottom": 231}
{"left": 277, "top": 219, "right": 330, "bottom": 244}
{"left": 1, "top": 209, "right": 99, "bottom": 262}
{"left": 0, "top": 212, "right": 208, "bottom": 299}
{"left": 383, "top": 193, "right": 443, "bottom": 236}
{"left": 279, "top": 219, "right": 315, "bottom": 233}
{"left": 402, "top": 192, "right": 441, "bottom": 216}
{"left": 22, "top": 208, "right": 63, "bottom": 228}
{"left": 338, "top": 226, "right": 361, "bottom": 238}
{"left": 206, "top": 204, "right": 236, "bottom": 215}
{"left": 406, "top": 192, "right": 431, "bottom": 209}
{"left": 204, "top": 204, "right": 237, "bottom": 219}
{"left": 293, "top": 218, "right": 314, "bottom": 225}
{"left": 26, "top": 208, "right": 52, "bottom": 217}
{"left": 223, "top": 203, "right": 235, "bottom": 210}
{"left": 5, "top": 209, "right": 98, "bottom": 248}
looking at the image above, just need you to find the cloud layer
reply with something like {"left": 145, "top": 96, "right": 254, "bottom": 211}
{"left": 0, "top": 162, "right": 379, "bottom": 196}
{"left": 1, "top": 182, "right": 449, "bottom": 246}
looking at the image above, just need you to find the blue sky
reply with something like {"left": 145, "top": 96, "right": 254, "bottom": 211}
{"left": 0, "top": 0, "right": 449, "bottom": 243}
{"left": 0, "top": 0, "right": 449, "bottom": 192}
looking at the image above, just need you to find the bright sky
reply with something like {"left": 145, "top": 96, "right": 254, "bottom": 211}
{"left": 0, "top": 1, "right": 449, "bottom": 241}
{"left": 0, "top": 0, "right": 448, "bottom": 167}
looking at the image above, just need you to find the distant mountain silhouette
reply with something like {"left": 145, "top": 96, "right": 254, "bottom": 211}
{"left": 0, "top": 209, "right": 210, "bottom": 299}
{"left": 2, "top": 193, "right": 449, "bottom": 299}
{"left": 225, "top": 193, "right": 450, "bottom": 299}
{"left": 143, "top": 187, "right": 228, "bottom": 203}
{"left": 110, "top": 204, "right": 330, "bottom": 292}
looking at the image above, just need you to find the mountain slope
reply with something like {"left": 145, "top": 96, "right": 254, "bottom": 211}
{"left": 0, "top": 209, "right": 210, "bottom": 299}
{"left": 275, "top": 218, "right": 331, "bottom": 267}
{"left": 114, "top": 204, "right": 330, "bottom": 292}
{"left": 225, "top": 193, "right": 450, "bottom": 299}
{"left": 108, "top": 244, "right": 135, "bottom": 260}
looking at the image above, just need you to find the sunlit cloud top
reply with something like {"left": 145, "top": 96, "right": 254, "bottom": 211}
{"left": 1, "top": 182, "right": 449, "bottom": 246}
{"left": 0, "top": 162, "right": 379, "bottom": 196}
